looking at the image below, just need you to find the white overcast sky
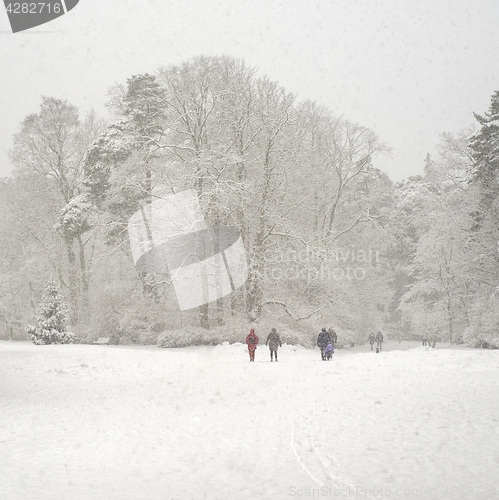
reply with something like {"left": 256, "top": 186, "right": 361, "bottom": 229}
{"left": 1, "top": 0, "right": 498, "bottom": 181}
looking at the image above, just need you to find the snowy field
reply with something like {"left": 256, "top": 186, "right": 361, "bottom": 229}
{"left": 1, "top": 340, "right": 498, "bottom": 500}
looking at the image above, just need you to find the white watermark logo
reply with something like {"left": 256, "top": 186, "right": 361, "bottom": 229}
{"left": 288, "top": 484, "right": 469, "bottom": 497}
{"left": 265, "top": 246, "right": 379, "bottom": 284}
{"left": 128, "top": 189, "right": 248, "bottom": 311}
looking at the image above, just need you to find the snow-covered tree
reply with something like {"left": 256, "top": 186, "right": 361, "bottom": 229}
{"left": 465, "top": 90, "right": 499, "bottom": 346}
{"left": 2, "top": 56, "right": 444, "bottom": 343}
{"left": 396, "top": 124, "right": 498, "bottom": 346}
{"left": 77, "top": 56, "right": 392, "bottom": 331}
{"left": 28, "top": 280, "right": 74, "bottom": 345}
{"left": 469, "top": 90, "right": 499, "bottom": 216}
{"left": 10, "top": 98, "right": 105, "bottom": 320}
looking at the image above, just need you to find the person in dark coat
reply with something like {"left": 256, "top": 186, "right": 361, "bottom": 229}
{"left": 375, "top": 331, "right": 384, "bottom": 352}
{"left": 328, "top": 328, "right": 338, "bottom": 346}
{"left": 245, "top": 328, "right": 259, "bottom": 361}
{"left": 317, "top": 327, "right": 331, "bottom": 360}
{"left": 266, "top": 328, "right": 282, "bottom": 362}
{"left": 368, "top": 332, "right": 376, "bottom": 350}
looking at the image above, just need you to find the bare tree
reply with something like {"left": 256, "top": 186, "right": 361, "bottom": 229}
{"left": 9, "top": 97, "right": 104, "bottom": 321}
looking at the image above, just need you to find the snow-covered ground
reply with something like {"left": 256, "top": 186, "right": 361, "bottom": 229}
{"left": 1, "top": 340, "right": 498, "bottom": 500}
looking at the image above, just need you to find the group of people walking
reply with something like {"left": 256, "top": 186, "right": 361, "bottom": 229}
{"left": 422, "top": 335, "right": 437, "bottom": 348}
{"left": 245, "top": 326, "right": 338, "bottom": 362}
{"left": 368, "top": 331, "right": 384, "bottom": 352}
{"left": 246, "top": 327, "right": 387, "bottom": 361}
{"left": 317, "top": 327, "right": 337, "bottom": 361}
{"left": 245, "top": 328, "right": 282, "bottom": 362}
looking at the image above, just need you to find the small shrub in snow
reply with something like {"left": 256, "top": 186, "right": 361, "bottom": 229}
{"left": 157, "top": 327, "right": 219, "bottom": 348}
{"left": 93, "top": 296, "right": 168, "bottom": 345}
{"left": 463, "top": 301, "right": 499, "bottom": 349}
{"left": 28, "top": 280, "right": 74, "bottom": 345}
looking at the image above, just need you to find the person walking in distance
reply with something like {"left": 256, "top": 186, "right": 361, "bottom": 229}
{"left": 429, "top": 333, "right": 437, "bottom": 348}
{"left": 328, "top": 328, "right": 338, "bottom": 347}
{"left": 368, "top": 332, "right": 376, "bottom": 351}
{"left": 245, "top": 328, "right": 259, "bottom": 362}
{"left": 266, "top": 328, "right": 282, "bottom": 362}
{"left": 317, "top": 327, "right": 331, "bottom": 361}
{"left": 375, "top": 331, "right": 384, "bottom": 352}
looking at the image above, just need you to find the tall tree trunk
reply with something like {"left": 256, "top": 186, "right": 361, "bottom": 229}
{"left": 194, "top": 152, "right": 212, "bottom": 328}
{"left": 215, "top": 297, "right": 225, "bottom": 326}
{"left": 234, "top": 156, "right": 248, "bottom": 315}
{"left": 247, "top": 141, "right": 272, "bottom": 320}
{"left": 77, "top": 235, "right": 88, "bottom": 309}
{"left": 66, "top": 241, "right": 78, "bottom": 324}
{"left": 199, "top": 303, "right": 209, "bottom": 329}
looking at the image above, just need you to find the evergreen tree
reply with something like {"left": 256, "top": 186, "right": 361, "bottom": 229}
{"left": 28, "top": 280, "right": 74, "bottom": 345}
{"left": 469, "top": 90, "right": 499, "bottom": 215}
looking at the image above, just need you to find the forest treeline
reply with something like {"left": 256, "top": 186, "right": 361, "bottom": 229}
{"left": 0, "top": 56, "right": 497, "bottom": 347}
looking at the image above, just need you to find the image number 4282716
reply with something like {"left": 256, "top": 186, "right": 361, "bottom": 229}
{"left": 3, "top": 1, "right": 80, "bottom": 33}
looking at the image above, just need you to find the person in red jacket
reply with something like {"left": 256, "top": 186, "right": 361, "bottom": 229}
{"left": 245, "top": 328, "right": 259, "bottom": 361}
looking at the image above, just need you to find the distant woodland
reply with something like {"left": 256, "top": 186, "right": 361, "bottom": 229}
{"left": 1, "top": 56, "right": 497, "bottom": 347}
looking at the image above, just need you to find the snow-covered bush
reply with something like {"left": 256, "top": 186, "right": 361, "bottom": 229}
{"left": 333, "top": 330, "right": 356, "bottom": 349}
{"left": 463, "top": 329, "right": 499, "bottom": 349}
{"left": 157, "top": 327, "right": 221, "bottom": 348}
{"left": 157, "top": 317, "right": 315, "bottom": 348}
{"left": 113, "top": 305, "right": 166, "bottom": 345}
{"left": 157, "top": 317, "right": 259, "bottom": 348}
{"left": 460, "top": 296, "right": 499, "bottom": 349}
{"left": 29, "top": 281, "right": 74, "bottom": 345}
{"left": 460, "top": 296, "right": 499, "bottom": 348}
{"left": 81, "top": 288, "right": 171, "bottom": 345}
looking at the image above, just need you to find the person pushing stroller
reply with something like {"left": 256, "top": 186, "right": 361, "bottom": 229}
{"left": 324, "top": 342, "right": 334, "bottom": 360}
{"left": 317, "top": 327, "right": 331, "bottom": 361}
